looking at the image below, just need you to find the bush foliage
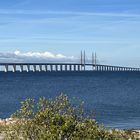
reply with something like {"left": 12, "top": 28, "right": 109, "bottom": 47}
{"left": 3, "top": 94, "right": 140, "bottom": 140}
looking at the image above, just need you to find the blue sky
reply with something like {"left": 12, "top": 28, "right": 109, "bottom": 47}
{"left": 0, "top": 0, "right": 140, "bottom": 66}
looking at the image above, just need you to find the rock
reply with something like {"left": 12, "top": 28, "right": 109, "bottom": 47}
{"left": 0, "top": 119, "right": 6, "bottom": 126}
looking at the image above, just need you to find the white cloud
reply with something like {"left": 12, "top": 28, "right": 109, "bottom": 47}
{"left": 14, "top": 50, "right": 67, "bottom": 59}
{"left": 0, "top": 50, "right": 75, "bottom": 62}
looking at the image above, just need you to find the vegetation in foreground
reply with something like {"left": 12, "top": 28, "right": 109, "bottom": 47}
{"left": 0, "top": 94, "right": 140, "bottom": 140}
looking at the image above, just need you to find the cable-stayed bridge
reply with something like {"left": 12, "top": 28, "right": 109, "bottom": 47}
{"left": 0, "top": 51, "right": 140, "bottom": 72}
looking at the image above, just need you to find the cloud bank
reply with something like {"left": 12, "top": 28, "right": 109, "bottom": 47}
{"left": 0, "top": 50, "right": 75, "bottom": 62}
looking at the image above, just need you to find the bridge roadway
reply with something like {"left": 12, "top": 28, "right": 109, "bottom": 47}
{"left": 0, "top": 63, "right": 139, "bottom": 72}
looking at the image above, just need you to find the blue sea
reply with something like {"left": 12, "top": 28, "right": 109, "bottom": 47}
{"left": 0, "top": 71, "right": 140, "bottom": 129}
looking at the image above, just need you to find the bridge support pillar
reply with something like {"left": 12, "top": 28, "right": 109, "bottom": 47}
{"left": 75, "top": 65, "right": 77, "bottom": 71}
{"left": 101, "top": 66, "right": 103, "bottom": 71}
{"left": 69, "top": 65, "right": 72, "bottom": 71}
{"left": 13, "top": 65, "right": 16, "bottom": 72}
{"left": 4, "top": 65, "right": 8, "bottom": 72}
{"left": 113, "top": 67, "right": 115, "bottom": 71}
{"left": 76, "top": 65, "right": 78, "bottom": 71}
{"left": 27, "top": 65, "right": 30, "bottom": 72}
{"left": 107, "top": 66, "right": 109, "bottom": 71}
{"left": 55, "top": 65, "right": 58, "bottom": 71}
{"left": 112, "top": 67, "right": 114, "bottom": 71}
{"left": 65, "top": 65, "right": 67, "bottom": 71}
{"left": 92, "top": 65, "right": 94, "bottom": 71}
{"left": 98, "top": 66, "right": 100, "bottom": 71}
{"left": 83, "top": 64, "right": 85, "bottom": 71}
{"left": 81, "top": 65, "right": 83, "bottom": 71}
{"left": 74, "top": 65, "right": 76, "bottom": 71}
{"left": 45, "top": 65, "right": 47, "bottom": 71}
{"left": 60, "top": 65, "right": 63, "bottom": 71}
{"left": 33, "top": 65, "right": 36, "bottom": 72}
{"left": 99, "top": 66, "right": 101, "bottom": 71}
{"left": 97, "top": 66, "right": 100, "bottom": 71}
{"left": 92, "top": 65, "right": 97, "bottom": 71}
{"left": 114, "top": 67, "right": 116, "bottom": 71}
{"left": 50, "top": 65, "right": 53, "bottom": 71}
{"left": 80, "top": 64, "right": 83, "bottom": 71}
{"left": 77, "top": 65, "right": 79, "bottom": 71}
{"left": 95, "top": 65, "right": 97, "bottom": 71}
{"left": 102, "top": 66, "right": 104, "bottom": 71}
{"left": 39, "top": 65, "right": 42, "bottom": 72}
{"left": 78, "top": 65, "right": 80, "bottom": 71}
{"left": 20, "top": 65, "right": 24, "bottom": 72}
{"left": 107, "top": 67, "right": 109, "bottom": 71}
{"left": 111, "top": 67, "right": 113, "bottom": 71}
{"left": 94, "top": 65, "right": 96, "bottom": 71}
{"left": 96, "top": 66, "right": 98, "bottom": 71}
{"left": 26, "top": 65, "right": 30, "bottom": 72}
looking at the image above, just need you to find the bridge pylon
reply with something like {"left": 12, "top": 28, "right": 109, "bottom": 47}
{"left": 80, "top": 50, "right": 86, "bottom": 71}
{"left": 92, "top": 52, "right": 97, "bottom": 70}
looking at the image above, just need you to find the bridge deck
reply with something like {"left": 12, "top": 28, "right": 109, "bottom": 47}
{"left": 0, "top": 63, "right": 138, "bottom": 68}
{"left": 0, "top": 63, "right": 139, "bottom": 72}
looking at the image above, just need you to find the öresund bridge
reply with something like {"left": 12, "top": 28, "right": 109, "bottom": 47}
{"left": 1, "top": 51, "right": 140, "bottom": 72}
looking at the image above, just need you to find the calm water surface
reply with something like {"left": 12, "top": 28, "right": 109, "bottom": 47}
{"left": 0, "top": 71, "right": 140, "bottom": 129}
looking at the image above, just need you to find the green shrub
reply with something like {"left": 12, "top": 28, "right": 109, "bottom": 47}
{"left": 4, "top": 94, "right": 140, "bottom": 140}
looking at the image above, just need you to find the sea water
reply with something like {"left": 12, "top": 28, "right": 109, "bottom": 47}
{"left": 0, "top": 71, "right": 140, "bottom": 129}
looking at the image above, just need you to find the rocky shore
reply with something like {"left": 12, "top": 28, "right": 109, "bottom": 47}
{"left": 0, "top": 118, "right": 17, "bottom": 126}
{"left": 0, "top": 118, "right": 18, "bottom": 140}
